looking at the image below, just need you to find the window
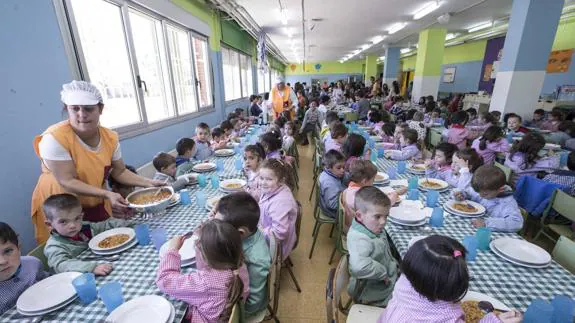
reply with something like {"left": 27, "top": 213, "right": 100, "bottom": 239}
{"left": 222, "top": 46, "right": 253, "bottom": 101}
{"left": 257, "top": 70, "right": 265, "bottom": 94}
{"left": 263, "top": 70, "right": 271, "bottom": 92}
{"left": 64, "top": 0, "right": 213, "bottom": 133}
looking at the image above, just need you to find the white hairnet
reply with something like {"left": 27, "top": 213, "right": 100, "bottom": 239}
{"left": 61, "top": 80, "right": 103, "bottom": 105}
{"left": 275, "top": 77, "right": 285, "bottom": 84}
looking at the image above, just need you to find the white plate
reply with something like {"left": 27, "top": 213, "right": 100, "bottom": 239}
{"left": 206, "top": 195, "right": 224, "bottom": 211}
{"left": 167, "top": 194, "right": 181, "bottom": 208}
{"left": 220, "top": 178, "right": 247, "bottom": 192}
{"left": 491, "top": 238, "right": 551, "bottom": 265}
{"left": 445, "top": 200, "right": 486, "bottom": 216}
{"left": 461, "top": 291, "right": 510, "bottom": 311}
{"left": 544, "top": 143, "right": 561, "bottom": 151}
{"left": 374, "top": 172, "right": 389, "bottom": 183}
{"left": 89, "top": 228, "right": 136, "bottom": 252}
{"left": 107, "top": 295, "right": 172, "bottom": 323}
{"left": 490, "top": 241, "right": 550, "bottom": 268}
{"left": 370, "top": 136, "right": 382, "bottom": 142}
{"left": 389, "top": 207, "right": 427, "bottom": 224}
{"left": 159, "top": 237, "right": 197, "bottom": 263}
{"left": 92, "top": 238, "right": 137, "bottom": 256}
{"left": 407, "top": 164, "right": 426, "bottom": 173}
{"left": 418, "top": 178, "right": 449, "bottom": 191}
{"left": 17, "top": 294, "right": 78, "bottom": 316}
{"left": 192, "top": 163, "right": 217, "bottom": 173}
{"left": 214, "top": 149, "right": 234, "bottom": 157}
{"left": 389, "top": 217, "right": 427, "bottom": 227}
{"left": 443, "top": 205, "right": 485, "bottom": 218}
{"left": 408, "top": 236, "right": 428, "bottom": 248}
{"left": 17, "top": 272, "right": 81, "bottom": 313}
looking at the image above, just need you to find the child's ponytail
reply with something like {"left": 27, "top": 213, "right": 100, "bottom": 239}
{"left": 219, "top": 269, "right": 244, "bottom": 321}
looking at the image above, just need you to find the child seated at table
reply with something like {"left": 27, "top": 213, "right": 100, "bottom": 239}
{"left": 524, "top": 109, "right": 546, "bottom": 128}
{"left": 424, "top": 108, "right": 441, "bottom": 127}
{"left": 425, "top": 143, "right": 457, "bottom": 182}
{"left": 504, "top": 133, "right": 560, "bottom": 186}
{"left": 447, "top": 111, "right": 470, "bottom": 149}
{"left": 282, "top": 121, "right": 296, "bottom": 152}
{"left": 108, "top": 164, "right": 137, "bottom": 219}
{"left": 385, "top": 128, "right": 422, "bottom": 161}
{"left": 377, "top": 122, "right": 396, "bottom": 149}
{"left": 540, "top": 110, "right": 563, "bottom": 132}
{"left": 450, "top": 148, "right": 483, "bottom": 192}
{"left": 490, "top": 110, "right": 502, "bottom": 124}
{"left": 214, "top": 193, "right": 271, "bottom": 318}
{"left": 43, "top": 194, "right": 129, "bottom": 275}
{"left": 465, "top": 108, "right": 478, "bottom": 126}
{"left": 260, "top": 132, "right": 294, "bottom": 166}
{"left": 220, "top": 120, "right": 233, "bottom": 139}
{"left": 211, "top": 128, "right": 228, "bottom": 150}
{"left": 456, "top": 166, "right": 524, "bottom": 232}
{"left": 156, "top": 219, "right": 249, "bottom": 322}
{"left": 407, "top": 112, "right": 426, "bottom": 141}
{"left": 367, "top": 110, "right": 384, "bottom": 130}
{"left": 243, "top": 144, "right": 266, "bottom": 200}
{"left": 230, "top": 118, "right": 245, "bottom": 138}
{"left": 471, "top": 125, "right": 510, "bottom": 165}
{"left": 153, "top": 152, "right": 192, "bottom": 192}
{"left": 542, "top": 151, "right": 575, "bottom": 197}
{"left": 347, "top": 186, "right": 398, "bottom": 307}
{"left": 325, "top": 123, "right": 349, "bottom": 153}
{"left": 548, "top": 121, "right": 575, "bottom": 147}
{"left": 467, "top": 111, "right": 496, "bottom": 140}
{"left": 321, "top": 112, "right": 340, "bottom": 142}
{"left": 342, "top": 134, "right": 369, "bottom": 171}
{"left": 175, "top": 138, "right": 197, "bottom": 177}
{"left": 0, "top": 222, "right": 49, "bottom": 315}
{"left": 505, "top": 113, "right": 529, "bottom": 136}
{"left": 378, "top": 235, "right": 522, "bottom": 323}
{"left": 319, "top": 150, "right": 346, "bottom": 219}
{"left": 193, "top": 122, "right": 214, "bottom": 160}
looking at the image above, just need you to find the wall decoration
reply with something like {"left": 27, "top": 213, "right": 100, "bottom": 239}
{"left": 547, "top": 49, "right": 573, "bottom": 73}
{"left": 478, "top": 36, "right": 506, "bottom": 94}
{"left": 314, "top": 63, "right": 322, "bottom": 71}
{"left": 443, "top": 67, "right": 456, "bottom": 83}
{"left": 290, "top": 64, "right": 297, "bottom": 72}
{"left": 483, "top": 64, "right": 493, "bottom": 82}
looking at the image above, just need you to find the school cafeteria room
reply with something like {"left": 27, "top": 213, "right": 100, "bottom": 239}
{"left": 1, "top": 0, "right": 575, "bottom": 322}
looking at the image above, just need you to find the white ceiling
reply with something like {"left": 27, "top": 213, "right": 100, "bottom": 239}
{"left": 234, "top": 0, "right": 575, "bottom": 62}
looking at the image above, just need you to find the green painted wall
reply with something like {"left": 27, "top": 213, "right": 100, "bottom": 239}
{"left": 553, "top": 19, "right": 575, "bottom": 50}
{"left": 171, "top": 0, "right": 221, "bottom": 50}
{"left": 285, "top": 60, "right": 364, "bottom": 75}
{"left": 414, "top": 28, "right": 447, "bottom": 76}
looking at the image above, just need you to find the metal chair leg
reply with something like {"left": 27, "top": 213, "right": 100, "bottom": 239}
{"left": 285, "top": 257, "right": 302, "bottom": 293}
{"left": 328, "top": 245, "right": 337, "bottom": 265}
{"left": 329, "top": 224, "right": 335, "bottom": 238}
{"left": 266, "top": 304, "right": 280, "bottom": 323}
{"left": 308, "top": 224, "right": 320, "bottom": 259}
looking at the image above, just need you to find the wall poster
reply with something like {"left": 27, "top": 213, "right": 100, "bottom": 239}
{"left": 443, "top": 67, "right": 456, "bottom": 83}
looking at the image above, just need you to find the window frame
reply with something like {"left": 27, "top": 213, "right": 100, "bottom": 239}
{"left": 53, "top": 0, "right": 215, "bottom": 139}
{"left": 221, "top": 45, "right": 253, "bottom": 103}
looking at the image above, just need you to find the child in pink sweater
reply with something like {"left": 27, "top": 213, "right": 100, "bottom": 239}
{"left": 471, "top": 125, "right": 510, "bottom": 165}
{"left": 447, "top": 111, "right": 471, "bottom": 149}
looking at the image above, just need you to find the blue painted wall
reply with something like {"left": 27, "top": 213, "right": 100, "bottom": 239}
{"left": 285, "top": 73, "right": 364, "bottom": 86}
{"left": 541, "top": 58, "right": 575, "bottom": 95}
{"left": 439, "top": 61, "right": 483, "bottom": 93}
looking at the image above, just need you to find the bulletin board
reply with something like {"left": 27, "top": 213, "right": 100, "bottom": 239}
{"left": 443, "top": 67, "right": 456, "bottom": 83}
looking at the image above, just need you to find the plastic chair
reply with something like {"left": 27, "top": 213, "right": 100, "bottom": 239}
{"left": 228, "top": 302, "right": 242, "bottom": 323}
{"left": 308, "top": 149, "right": 323, "bottom": 201}
{"left": 308, "top": 181, "right": 337, "bottom": 259}
{"left": 257, "top": 234, "right": 281, "bottom": 323}
{"left": 329, "top": 195, "right": 348, "bottom": 265}
{"left": 27, "top": 242, "right": 49, "bottom": 272}
{"left": 494, "top": 162, "right": 513, "bottom": 186}
{"left": 325, "top": 268, "right": 336, "bottom": 323}
{"left": 344, "top": 112, "right": 359, "bottom": 123}
{"left": 331, "top": 255, "right": 352, "bottom": 323}
{"left": 552, "top": 235, "right": 575, "bottom": 274}
{"left": 428, "top": 129, "right": 442, "bottom": 148}
{"left": 534, "top": 189, "right": 575, "bottom": 243}
{"left": 282, "top": 202, "right": 302, "bottom": 293}
{"left": 347, "top": 304, "right": 385, "bottom": 322}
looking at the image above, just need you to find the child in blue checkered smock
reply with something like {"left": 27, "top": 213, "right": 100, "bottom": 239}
{"left": 542, "top": 151, "right": 575, "bottom": 197}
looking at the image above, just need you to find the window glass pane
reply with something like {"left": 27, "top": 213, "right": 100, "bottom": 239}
{"left": 70, "top": 0, "right": 141, "bottom": 129}
{"left": 240, "top": 54, "right": 252, "bottom": 97}
{"left": 192, "top": 36, "right": 212, "bottom": 107}
{"left": 129, "top": 10, "right": 175, "bottom": 123}
{"left": 264, "top": 70, "right": 270, "bottom": 92}
{"left": 231, "top": 50, "right": 241, "bottom": 100}
{"left": 257, "top": 69, "right": 264, "bottom": 94}
{"left": 222, "top": 48, "right": 233, "bottom": 101}
{"left": 166, "top": 25, "right": 196, "bottom": 115}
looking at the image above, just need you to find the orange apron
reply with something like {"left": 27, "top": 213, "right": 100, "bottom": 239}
{"left": 271, "top": 86, "right": 294, "bottom": 120}
{"left": 31, "top": 121, "right": 118, "bottom": 243}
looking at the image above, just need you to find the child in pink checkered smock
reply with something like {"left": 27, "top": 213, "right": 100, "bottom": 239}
{"left": 378, "top": 235, "right": 522, "bottom": 323}
{"left": 156, "top": 220, "right": 249, "bottom": 323}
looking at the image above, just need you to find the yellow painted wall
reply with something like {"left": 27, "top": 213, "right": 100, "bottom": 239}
{"left": 553, "top": 19, "right": 575, "bottom": 50}
{"left": 285, "top": 60, "right": 364, "bottom": 75}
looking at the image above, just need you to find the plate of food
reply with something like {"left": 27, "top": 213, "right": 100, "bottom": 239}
{"left": 127, "top": 187, "right": 175, "bottom": 214}
{"left": 408, "top": 163, "right": 426, "bottom": 173}
{"left": 445, "top": 200, "right": 486, "bottom": 216}
{"left": 168, "top": 194, "right": 181, "bottom": 208}
{"left": 418, "top": 178, "right": 449, "bottom": 191}
{"left": 220, "top": 179, "right": 247, "bottom": 192}
{"left": 192, "top": 162, "right": 217, "bottom": 173}
{"left": 89, "top": 228, "right": 136, "bottom": 252}
{"left": 374, "top": 172, "right": 390, "bottom": 183}
{"left": 214, "top": 148, "right": 235, "bottom": 157}
{"left": 461, "top": 291, "right": 510, "bottom": 323}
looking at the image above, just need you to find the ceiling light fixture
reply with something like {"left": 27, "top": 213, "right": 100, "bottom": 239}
{"left": 400, "top": 48, "right": 412, "bottom": 54}
{"left": 371, "top": 35, "right": 385, "bottom": 44}
{"left": 387, "top": 22, "right": 407, "bottom": 34}
{"left": 445, "top": 40, "right": 464, "bottom": 47}
{"left": 379, "top": 56, "right": 386, "bottom": 61}
{"left": 361, "top": 44, "right": 370, "bottom": 51}
{"left": 467, "top": 21, "right": 493, "bottom": 33}
{"left": 413, "top": 1, "right": 442, "bottom": 20}
{"left": 445, "top": 33, "right": 457, "bottom": 41}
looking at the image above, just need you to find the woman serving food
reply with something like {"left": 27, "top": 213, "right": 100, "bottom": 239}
{"left": 31, "top": 81, "right": 162, "bottom": 243}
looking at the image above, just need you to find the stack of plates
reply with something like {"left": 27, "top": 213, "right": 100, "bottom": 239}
{"left": 388, "top": 207, "right": 428, "bottom": 227}
{"left": 378, "top": 186, "right": 404, "bottom": 204}
{"left": 192, "top": 162, "right": 216, "bottom": 173}
{"left": 167, "top": 194, "right": 180, "bottom": 208}
{"left": 490, "top": 237, "right": 552, "bottom": 268}
{"left": 407, "top": 163, "right": 426, "bottom": 174}
{"left": 159, "top": 237, "right": 197, "bottom": 267}
{"left": 214, "top": 149, "right": 235, "bottom": 157}
{"left": 374, "top": 172, "right": 390, "bottom": 185}
{"left": 418, "top": 178, "right": 449, "bottom": 192}
{"left": 89, "top": 228, "right": 137, "bottom": 256}
{"left": 206, "top": 195, "right": 224, "bottom": 212}
{"left": 369, "top": 135, "right": 382, "bottom": 143}
{"left": 220, "top": 179, "right": 247, "bottom": 193}
{"left": 443, "top": 200, "right": 486, "bottom": 218}
{"left": 544, "top": 143, "right": 561, "bottom": 151}
{"left": 17, "top": 272, "right": 81, "bottom": 316}
{"left": 107, "top": 295, "right": 175, "bottom": 323}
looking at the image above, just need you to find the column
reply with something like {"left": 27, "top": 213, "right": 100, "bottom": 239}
{"left": 412, "top": 28, "right": 446, "bottom": 102}
{"left": 490, "top": 0, "right": 564, "bottom": 118}
{"left": 383, "top": 47, "right": 401, "bottom": 87}
{"left": 365, "top": 55, "right": 378, "bottom": 83}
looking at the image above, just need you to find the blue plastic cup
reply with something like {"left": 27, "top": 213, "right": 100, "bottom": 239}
{"left": 197, "top": 174, "right": 207, "bottom": 188}
{"left": 524, "top": 299, "right": 554, "bottom": 323}
{"left": 506, "top": 133, "right": 514, "bottom": 144}
{"left": 463, "top": 236, "right": 478, "bottom": 261}
{"left": 476, "top": 227, "right": 492, "bottom": 251}
{"left": 216, "top": 160, "right": 224, "bottom": 172}
{"left": 134, "top": 223, "right": 150, "bottom": 246}
{"left": 559, "top": 151, "right": 569, "bottom": 168}
{"left": 408, "top": 177, "right": 419, "bottom": 190}
{"left": 211, "top": 175, "right": 220, "bottom": 189}
{"left": 429, "top": 207, "right": 444, "bottom": 227}
{"left": 397, "top": 161, "right": 407, "bottom": 174}
{"left": 370, "top": 150, "right": 377, "bottom": 162}
{"left": 426, "top": 190, "right": 439, "bottom": 207}
{"left": 233, "top": 145, "right": 241, "bottom": 154}
{"left": 377, "top": 147, "right": 385, "bottom": 158}
{"left": 387, "top": 167, "right": 397, "bottom": 179}
{"left": 99, "top": 282, "right": 124, "bottom": 313}
{"left": 72, "top": 273, "right": 97, "bottom": 304}
{"left": 551, "top": 295, "right": 575, "bottom": 323}
{"left": 407, "top": 189, "right": 419, "bottom": 201}
{"left": 235, "top": 158, "right": 243, "bottom": 171}
{"left": 179, "top": 189, "right": 191, "bottom": 205}
{"left": 368, "top": 139, "right": 375, "bottom": 149}
{"left": 196, "top": 191, "right": 207, "bottom": 209}
{"left": 150, "top": 228, "right": 167, "bottom": 251}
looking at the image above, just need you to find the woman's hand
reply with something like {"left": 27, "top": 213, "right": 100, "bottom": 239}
{"left": 150, "top": 180, "right": 167, "bottom": 187}
{"left": 106, "top": 191, "right": 129, "bottom": 213}
{"left": 497, "top": 310, "right": 523, "bottom": 323}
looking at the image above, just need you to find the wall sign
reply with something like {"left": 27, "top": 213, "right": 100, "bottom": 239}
{"left": 547, "top": 49, "right": 573, "bottom": 73}
{"left": 443, "top": 67, "right": 456, "bottom": 83}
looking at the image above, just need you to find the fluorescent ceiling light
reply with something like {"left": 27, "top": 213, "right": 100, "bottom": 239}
{"left": 446, "top": 40, "right": 464, "bottom": 47}
{"left": 361, "top": 44, "right": 370, "bottom": 50}
{"left": 400, "top": 48, "right": 412, "bottom": 54}
{"left": 379, "top": 56, "right": 386, "bottom": 61}
{"left": 413, "top": 1, "right": 441, "bottom": 20}
{"left": 445, "top": 33, "right": 456, "bottom": 41}
{"left": 280, "top": 9, "right": 288, "bottom": 25}
{"left": 371, "top": 36, "right": 385, "bottom": 44}
{"left": 353, "top": 49, "right": 361, "bottom": 55}
{"left": 467, "top": 21, "right": 493, "bottom": 33}
{"left": 387, "top": 22, "right": 407, "bottom": 34}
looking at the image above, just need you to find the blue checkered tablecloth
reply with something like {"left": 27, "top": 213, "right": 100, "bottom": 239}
{"left": 0, "top": 156, "right": 246, "bottom": 323}
{"left": 374, "top": 157, "right": 575, "bottom": 311}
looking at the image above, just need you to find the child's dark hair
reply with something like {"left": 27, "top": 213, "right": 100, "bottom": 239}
{"left": 323, "top": 149, "right": 345, "bottom": 169}
{"left": 216, "top": 192, "right": 260, "bottom": 233}
{"left": 284, "top": 121, "right": 296, "bottom": 135}
{"left": 260, "top": 158, "right": 295, "bottom": 190}
{"left": 43, "top": 193, "right": 81, "bottom": 221}
{"left": 381, "top": 122, "right": 395, "bottom": 137}
{"left": 342, "top": 133, "right": 366, "bottom": 159}
{"left": 0, "top": 222, "right": 18, "bottom": 246}
{"left": 479, "top": 126, "right": 505, "bottom": 150}
{"left": 331, "top": 123, "right": 348, "bottom": 139}
{"left": 381, "top": 110, "right": 391, "bottom": 123}
{"left": 472, "top": 165, "right": 506, "bottom": 192}
{"left": 108, "top": 165, "right": 137, "bottom": 188}
{"left": 402, "top": 128, "right": 419, "bottom": 145}
{"left": 568, "top": 152, "right": 575, "bottom": 171}
{"left": 450, "top": 111, "right": 468, "bottom": 126}
{"left": 509, "top": 132, "right": 546, "bottom": 170}
{"left": 260, "top": 132, "right": 282, "bottom": 153}
{"left": 433, "top": 143, "right": 458, "bottom": 165}
{"left": 558, "top": 121, "right": 575, "bottom": 136}
{"left": 401, "top": 235, "right": 469, "bottom": 302}
{"left": 550, "top": 110, "right": 565, "bottom": 121}
{"left": 466, "top": 108, "right": 477, "bottom": 118}
{"left": 505, "top": 113, "right": 521, "bottom": 124}
{"left": 244, "top": 143, "right": 266, "bottom": 160}
{"left": 234, "top": 108, "right": 245, "bottom": 115}
{"left": 369, "top": 110, "right": 382, "bottom": 123}
{"left": 176, "top": 137, "right": 196, "bottom": 156}
{"left": 196, "top": 122, "right": 210, "bottom": 131}
{"left": 197, "top": 219, "right": 244, "bottom": 321}
{"left": 406, "top": 109, "right": 417, "bottom": 121}
{"left": 325, "top": 111, "right": 340, "bottom": 125}
{"left": 455, "top": 148, "right": 483, "bottom": 173}
{"left": 227, "top": 112, "right": 238, "bottom": 121}
{"left": 230, "top": 118, "right": 240, "bottom": 127}
{"left": 249, "top": 95, "right": 257, "bottom": 102}
{"left": 274, "top": 116, "right": 288, "bottom": 129}
{"left": 212, "top": 127, "right": 224, "bottom": 139}
{"left": 220, "top": 120, "right": 232, "bottom": 131}
{"left": 349, "top": 159, "right": 377, "bottom": 183}
{"left": 534, "top": 109, "right": 545, "bottom": 116}
{"left": 440, "top": 98, "right": 449, "bottom": 107}
{"left": 480, "top": 111, "right": 497, "bottom": 125}
{"left": 425, "top": 101, "right": 435, "bottom": 114}
{"left": 320, "top": 95, "right": 331, "bottom": 104}
{"left": 432, "top": 108, "right": 441, "bottom": 115}
{"left": 355, "top": 186, "right": 391, "bottom": 213}
{"left": 490, "top": 111, "right": 501, "bottom": 120}
{"left": 153, "top": 152, "right": 176, "bottom": 171}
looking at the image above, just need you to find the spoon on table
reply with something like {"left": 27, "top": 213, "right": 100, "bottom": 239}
{"left": 478, "top": 301, "right": 509, "bottom": 314}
